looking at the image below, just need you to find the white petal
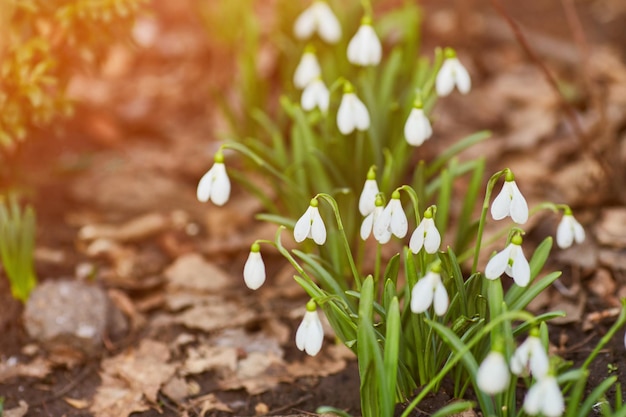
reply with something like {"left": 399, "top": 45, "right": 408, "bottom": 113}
{"left": 435, "top": 59, "right": 456, "bottom": 97}
{"left": 243, "top": 251, "right": 266, "bottom": 290}
{"left": 528, "top": 339, "right": 549, "bottom": 378}
{"left": 196, "top": 166, "right": 215, "bottom": 203}
{"left": 347, "top": 25, "right": 380, "bottom": 66}
{"left": 337, "top": 94, "right": 356, "bottom": 134}
{"left": 314, "top": 2, "right": 342, "bottom": 43}
{"left": 352, "top": 95, "right": 371, "bottom": 131}
{"left": 373, "top": 204, "right": 393, "bottom": 242}
{"left": 209, "top": 163, "right": 230, "bottom": 206}
{"left": 294, "top": 206, "right": 313, "bottom": 242}
{"left": 477, "top": 351, "right": 510, "bottom": 395}
{"left": 360, "top": 212, "right": 374, "bottom": 240}
{"left": 423, "top": 219, "right": 441, "bottom": 254}
{"left": 389, "top": 200, "right": 408, "bottom": 238}
{"left": 404, "top": 108, "right": 432, "bottom": 146}
{"left": 509, "top": 181, "right": 528, "bottom": 224}
{"left": 511, "top": 245, "right": 530, "bottom": 287}
{"left": 485, "top": 245, "right": 512, "bottom": 279}
{"left": 433, "top": 280, "right": 449, "bottom": 316}
{"left": 541, "top": 377, "right": 564, "bottom": 417}
{"left": 452, "top": 59, "right": 471, "bottom": 94}
{"left": 556, "top": 216, "right": 574, "bottom": 249}
{"left": 294, "top": 53, "right": 321, "bottom": 89}
{"left": 523, "top": 379, "right": 543, "bottom": 415}
{"left": 510, "top": 339, "right": 531, "bottom": 376}
{"left": 491, "top": 182, "right": 512, "bottom": 221}
{"left": 409, "top": 222, "right": 425, "bottom": 254}
{"left": 573, "top": 220, "right": 585, "bottom": 244}
{"left": 358, "top": 179, "right": 379, "bottom": 216}
{"left": 294, "top": 7, "right": 316, "bottom": 40}
{"left": 310, "top": 207, "right": 327, "bottom": 245}
{"left": 410, "top": 277, "right": 434, "bottom": 314}
{"left": 296, "top": 310, "right": 324, "bottom": 356}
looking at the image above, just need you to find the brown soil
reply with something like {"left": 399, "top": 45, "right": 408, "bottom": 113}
{"left": 1, "top": 0, "right": 626, "bottom": 416}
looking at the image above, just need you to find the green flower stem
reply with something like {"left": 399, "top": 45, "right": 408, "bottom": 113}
{"left": 471, "top": 169, "right": 507, "bottom": 274}
{"left": 398, "top": 185, "right": 421, "bottom": 225}
{"left": 317, "top": 193, "right": 362, "bottom": 290}
{"left": 582, "top": 298, "right": 626, "bottom": 370}
{"left": 530, "top": 202, "right": 571, "bottom": 216}
{"left": 401, "top": 310, "right": 539, "bottom": 417}
{"left": 360, "top": 0, "right": 374, "bottom": 22}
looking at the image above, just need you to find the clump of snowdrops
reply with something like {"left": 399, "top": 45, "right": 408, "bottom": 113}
{"left": 197, "top": 1, "right": 626, "bottom": 416}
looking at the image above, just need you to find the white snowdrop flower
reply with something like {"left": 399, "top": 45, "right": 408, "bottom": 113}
{"left": 295, "top": 300, "right": 324, "bottom": 356}
{"left": 358, "top": 167, "right": 379, "bottom": 216}
{"left": 510, "top": 332, "right": 549, "bottom": 378}
{"left": 294, "top": 198, "right": 327, "bottom": 245}
{"left": 485, "top": 235, "right": 530, "bottom": 287}
{"left": 374, "top": 191, "right": 408, "bottom": 241}
{"left": 435, "top": 48, "right": 471, "bottom": 97}
{"left": 523, "top": 376, "right": 564, "bottom": 417}
{"left": 301, "top": 77, "right": 330, "bottom": 113}
{"left": 404, "top": 102, "right": 432, "bottom": 147}
{"left": 556, "top": 209, "right": 585, "bottom": 249}
{"left": 410, "top": 266, "right": 449, "bottom": 316}
{"left": 409, "top": 207, "right": 441, "bottom": 254}
{"left": 294, "top": 0, "right": 341, "bottom": 44}
{"left": 491, "top": 170, "right": 529, "bottom": 224}
{"left": 361, "top": 196, "right": 389, "bottom": 243}
{"left": 347, "top": 16, "right": 382, "bottom": 66}
{"left": 337, "top": 83, "right": 370, "bottom": 135}
{"left": 197, "top": 151, "right": 231, "bottom": 206}
{"left": 294, "top": 48, "right": 321, "bottom": 90}
{"left": 477, "top": 350, "right": 510, "bottom": 395}
{"left": 243, "top": 243, "right": 266, "bottom": 290}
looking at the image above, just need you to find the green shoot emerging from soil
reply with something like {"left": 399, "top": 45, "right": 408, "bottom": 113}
{"left": 197, "top": 1, "right": 626, "bottom": 416}
{"left": 0, "top": 194, "right": 37, "bottom": 303}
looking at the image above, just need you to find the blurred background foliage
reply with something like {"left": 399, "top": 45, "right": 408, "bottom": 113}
{"left": 0, "top": 0, "right": 146, "bottom": 151}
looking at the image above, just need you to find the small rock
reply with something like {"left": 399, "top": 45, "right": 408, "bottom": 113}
{"left": 23, "top": 280, "right": 128, "bottom": 357}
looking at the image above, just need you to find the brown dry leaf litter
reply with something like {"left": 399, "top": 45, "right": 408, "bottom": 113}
{"left": 91, "top": 339, "right": 177, "bottom": 417}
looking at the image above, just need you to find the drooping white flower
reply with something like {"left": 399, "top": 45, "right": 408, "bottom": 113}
{"left": 410, "top": 267, "right": 449, "bottom": 316}
{"left": 556, "top": 209, "right": 585, "bottom": 249}
{"left": 374, "top": 191, "right": 408, "bottom": 241}
{"left": 477, "top": 351, "right": 510, "bottom": 395}
{"left": 294, "top": 48, "right": 321, "bottom": 90}
{"left": 197, "top": 151, "right": 231, "bottom": 206}
{"left": 491, "top": 171, "right": 529, "bottom": 224}
{"left": 337, "top": 83, "right": 370, "bottom": 134}
{"left": 361, "top": 196, "right": 389, "bottom": 243}
{"left": 404, "top": 105, "right": 432, "bottom": 146}
{"left": 409, "top": 208, "right": 441, "bottom": 254}
{"left": 358, "top": 167, "right": 379, "bottom": 216}
{"left": 243, "top": 243, "right": 266, "bottom": 290}
{"left": 523, "top": 376, "right": 564, "bottom": 417}
{"left": 294, "top": 198, "right": 327, "bottom": 245}
{"left": 485, "top": 235, "right": 530, "bottom": 287}
{"left": 510, "top": 333, "right": 549, "bottom": 378}
{"left": 436, "top": 48, "right": 471, "bottom": 96}
{"left": 295, "top": 300, "right": 324, "bottom": 356}
{"left": 347, "top": 16, "right": 382, "bottom": 66}
{"left": 301, "top": 77, "right": 330, "bottom": 113}
{"left": 294, "top": 0, "right": 342, "bottom": 44}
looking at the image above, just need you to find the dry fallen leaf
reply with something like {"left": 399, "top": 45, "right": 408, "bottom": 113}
{"left": 79, "top": 212, "right": 173, "bottom": 243}
{"left": 181, "top": 345, "right": 238, "bottom": 375}
{"left": 173, "top": 300, "right": 256, "bottom": 333}
{"left": 165, "top": 253, "right": 232, "bottom": 293}
{"left": 64, "top": 397, "right": 90, "bottom": 409}
{"left": 0, "top": 357, "right": 51, "bottom": 383}
{"left": 3, "top": 400, "right": 28, "bottom": 417}
{"left": 91, "top": 339, "right": 177, "bottom": 417}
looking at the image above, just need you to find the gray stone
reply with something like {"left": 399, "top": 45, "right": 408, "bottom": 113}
{"left": 23, "top": 280, "right": 128, "bottom": 356}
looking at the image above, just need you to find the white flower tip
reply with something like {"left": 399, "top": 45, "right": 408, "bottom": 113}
{"left": 477, "top": 351, "right": 510, "bottom": 395}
